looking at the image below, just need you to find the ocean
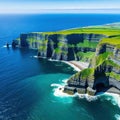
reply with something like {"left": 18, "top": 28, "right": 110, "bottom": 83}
{"left": 0, "top": 14, "right": 120, "bottom": 120}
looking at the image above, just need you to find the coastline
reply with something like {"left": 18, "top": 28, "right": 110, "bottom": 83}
{"left": 33, "top": 55, "right": 89, "bottom": 72}
{"left": 33, "top": 56, "right": 120, "bottom": 96}
{"left": 62, "top": 60, "right": 89, "bottom": 72}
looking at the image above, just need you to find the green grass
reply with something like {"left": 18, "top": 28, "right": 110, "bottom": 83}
{"left": 94, "top": 52, "right": 112, "bottom": 67}
{"left": 33, "top": 27, "right": 120, "bottom": 36}
{"left": 39, "top": 45, "right": 47, "bottom": 51}
{"left": 16, "top": 38, "right": 20, "bottom": 41}
{"left": 106, "top": 72, "right": 120, "bottom": 81}
{"left": 76, "top": 40, "right": 98, "bottom": 49}
{"left": 80, "top": 68, "right": 95, "bottom": 80}
{"left": 54, "top": 48, "right": 61, "bottom": 54}
{"left": 105, "top": 59, "right": 120, "bottom": 69}
{"left": 68, "top": 44, "right": 75, "bottom": 48}
{"left": 77, "top": 51, "right": 95, "bottom": 61}
{"left": 100, "top": 36, "right": 120, "bottom": 47}
{"left": 58, "top": 42, "right": 64, "bottom": 47}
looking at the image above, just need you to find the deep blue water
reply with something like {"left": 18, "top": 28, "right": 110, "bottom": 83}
{"left": 0, "top": 14, "right": 120, "bottom": 120}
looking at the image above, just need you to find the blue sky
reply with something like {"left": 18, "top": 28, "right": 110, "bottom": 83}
{"left": 0, "top": 0, "right": 120, "bottom": 13}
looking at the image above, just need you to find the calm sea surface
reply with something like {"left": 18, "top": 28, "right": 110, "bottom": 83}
{"left": 0, "top": 14, "right": 120, "bottom": 120}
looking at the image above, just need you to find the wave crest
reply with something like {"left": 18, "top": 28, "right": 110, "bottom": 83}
{"left": 115, "top": 114, "right": 120, "bottom": 120}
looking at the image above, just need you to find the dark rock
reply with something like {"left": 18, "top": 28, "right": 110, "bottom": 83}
{"left": 63, "top": 86, "right": 77, "bottom": 95}
{"left": 20, "top": 34, "right": 29, "bottom": 47}
{"left": 12, "top": 40, "right": 19, "bottom": 48}
{"left": 6, "top": 43, "right": 9, "bottom": 48}
{"left": 96, "top": 44, "right": 106, "bottom": 55}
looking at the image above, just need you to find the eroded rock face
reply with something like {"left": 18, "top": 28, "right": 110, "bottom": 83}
{"left": 19, "top": 33, "right": 105, "bottom": 61}
{"left": 87, "top": 87, "right": 96, "bottom": 96}
{"left": 65, "top": 43, "right": 120, "bottom": 95}
{"left": 64, "top": 86, "right": 76, "bottom": 95}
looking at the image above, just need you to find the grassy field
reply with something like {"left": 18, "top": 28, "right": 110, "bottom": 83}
{"left": 32, "top": 25, "right": 120, "bottom": 36}
{"left": 100, "top": 36, "right": 120, "bottom": 47}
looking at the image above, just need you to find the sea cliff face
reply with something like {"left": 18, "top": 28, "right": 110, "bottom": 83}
{"left": 15, "top": 23, "right": 120, "bottom": 96}
{"left": 18, "top": 33, "right": 105, "bottom": 61}
{"left": 65, "top": 41, "right": 120, "bottom": 95}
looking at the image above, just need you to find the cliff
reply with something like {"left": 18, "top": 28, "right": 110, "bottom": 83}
{"left": 18, "top": 33, "right": 105, "bottom": 61}
{"left": 15, "top": 23, "right": 120, "bottom": 96}
{"left": 65, "top": 35, "right": 120, "bottom": 95}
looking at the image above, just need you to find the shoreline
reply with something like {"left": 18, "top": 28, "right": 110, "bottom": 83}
{"left": 62, "top": 60, "right": 89, "bottom": 72}
{"left": 34, "top": 56, "right": 120, "bottom": 96}
{"left": 33, "top": 55, "right": 89, "bottom": 72}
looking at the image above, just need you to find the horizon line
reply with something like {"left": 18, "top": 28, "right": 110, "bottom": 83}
{"left": 0, "top": 9, "right": 120, "bottom": 14}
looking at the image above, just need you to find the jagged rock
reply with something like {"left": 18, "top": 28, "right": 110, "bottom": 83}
{"left": 109, "top": 77, "right": 120, "bottom": 91}
{"left": 12, "top": 40, "right": 19, "bottom": 48}
{"left": 63, "top": 86, "right": 76, "bottom": 95}
{"left": 77, "top": 88, "right": 86, "bottom": 94}
{"left": 87, "top": 87, "right": 96, "bottom": 96}
{"left": 96, "top": 44, "right": 106, "bottom": 55}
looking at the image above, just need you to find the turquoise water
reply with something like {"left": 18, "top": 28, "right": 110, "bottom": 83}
{"left": 0, "top": 14, "right": 120, "bottom": 120}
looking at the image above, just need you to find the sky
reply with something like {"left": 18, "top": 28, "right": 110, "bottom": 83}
{"left": 0, "top": 0, "right": 120, "bottom": 13}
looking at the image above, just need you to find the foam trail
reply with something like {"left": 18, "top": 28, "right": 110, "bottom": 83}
{"left": 77, "top": 93, "right": 98, "bottom": 102}
{"left": 30, "top": 55, "right": 47, "bottom": 59}
{"left": 115, "top": 114, "right": 120, "bottom": 120}
{"left": 48, "top": 58, "right": 59, "bottom": 62}
{"left": 62, "top": 79, "right": 68, "bottom": 84}
{"left": 2, "top": 45, "right": 11, "bottom": 48}
{"left": 100, "top": 93, "right": 120, "bottom": 108}
{"left": 33, "top": 56, "right": 38, "bottom": 58}
{"left": 51, "top": 83, "right": 75, "bottom": 97}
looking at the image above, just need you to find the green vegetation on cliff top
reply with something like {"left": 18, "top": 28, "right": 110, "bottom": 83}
{"left": 106, "top": 72, "right": 120, "bottom": 81}
{"left": 32, "top": 23, "right": 120, "bottom": 47}
{"left": 100, "top": 36, "right": 120, "bottom": 47}
{"left": 80, "top": 68, "right": 94, "bottom": 80}
{"left": 33, "top": 24, "right": 120, "bottom": 36}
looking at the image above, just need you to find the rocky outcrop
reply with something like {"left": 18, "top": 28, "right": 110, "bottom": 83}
{"left": 64, "top": 43, "right": 120, "bottom": 95}
{"left": 18, "top": 33, "right": 105, "bottom": 61}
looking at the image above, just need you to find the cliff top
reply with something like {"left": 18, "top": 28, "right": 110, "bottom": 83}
{"left": 32, "top": 22, "right": 120, "bottom": 36}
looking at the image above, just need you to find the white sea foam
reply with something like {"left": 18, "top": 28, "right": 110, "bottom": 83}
{"left": 51, "top": 83, "right": 61, "bottom": 88}
{"left": 62, "top": 79, "right": 68, "bottom": 84}
{"left": 51, "top": 84, "right": 99, "bottom": 102}
{"left": 100, "top": 93, "right": 120, "bottom": 108}
{"left": 51, "top": 78, "right": 98, "bottom": 102}
{"left": 77, "top": 93, "right": 98, "bottom": 102}
{"left": 33, "top": 55, "right": 38, "bottom": 58}
{"left": 51, "top": 83, "right": 75, "bottom": 97}
{"left": 115, "top": 114, "right": 120, "bottom": 120}
{"left": 48, "top": 58, "right": 59, "bottom": 62}
{"left": 51, "top": 81, "right": 120, "bottom": 106}
{"left": 62, "top": 61, "right": 81, "bottom": 72}
{"left": 32, "top": 56, "right": 47, "bottom": 59}
{"left": 2, "top": 45, "right": 11, "bottom": 48}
